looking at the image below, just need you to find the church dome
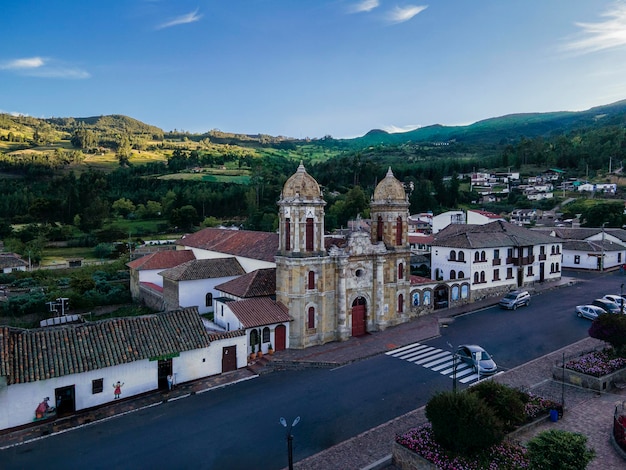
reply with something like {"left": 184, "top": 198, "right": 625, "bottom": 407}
{"left": 281, "top": 162, "right": 322, "bottom": 199}
{"left": 373, "top": 167, "right": 406, "bottom": 202}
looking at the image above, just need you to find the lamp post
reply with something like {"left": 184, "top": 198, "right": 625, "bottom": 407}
{"left": 621, "top": 284, "right": 624, "bottom": 314}
{"left": 447, "top": 342, "right": 460, "bottom": 393}
{"left": 280, "top": 416, "right": 300, "bottom": 470}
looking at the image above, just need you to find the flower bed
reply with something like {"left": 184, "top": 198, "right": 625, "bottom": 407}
{"left": 554, "top": 349, "right": 626, "bottom": 391}
{"left": 394, "top": 393, "right": 559, "bottom": 469}
{"left": 565, "top": 350, "right": 626, "bottom": 377}
{"left": 395, "top": 424, "right": 529, "bottom": 469}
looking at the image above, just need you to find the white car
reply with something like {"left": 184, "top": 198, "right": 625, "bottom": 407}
{"left": 575, "top": 305, "right": 606, "bottom": 320}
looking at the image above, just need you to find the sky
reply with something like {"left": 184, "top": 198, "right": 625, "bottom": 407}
{"left": 2, "top": 1, "right": 626, "bottom": 139}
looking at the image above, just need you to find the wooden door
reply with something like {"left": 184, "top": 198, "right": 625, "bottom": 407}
{"left": 222, "top": 346, "right": 237, "bottom": 372}
{"left": 351, "top": 297, "right": 367, "bottom": 337}
{"left": 274, "top": 324, "right": 286, "bottom": 351}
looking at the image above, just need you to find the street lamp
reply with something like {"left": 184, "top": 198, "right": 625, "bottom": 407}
{"left": 621, "top": 284, "right": 624, "bottom": 314}
{"left": 280, "top": 416, "right": 300, "bottom": 470}
{"left": 447, "top": 342, "right": 460, "bottom": 393}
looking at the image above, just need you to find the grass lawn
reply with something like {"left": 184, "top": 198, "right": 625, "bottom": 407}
{"left": 41, "top": 246, "right": 98, "bottom": 266}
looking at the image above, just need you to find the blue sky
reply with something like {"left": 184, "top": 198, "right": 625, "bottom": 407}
{"left": 2, "top": 1, "right": 626, "bottom": 139}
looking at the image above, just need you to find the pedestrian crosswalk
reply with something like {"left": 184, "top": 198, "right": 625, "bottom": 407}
{"left": 385, "top": 342, "right": 484, "bottom": 384}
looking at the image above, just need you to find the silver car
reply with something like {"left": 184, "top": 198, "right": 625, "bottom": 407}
{"left": 575, "top": 305, "right": 606, "bottom": 320}
{"left": 498, "top": 290, "right": 530, "bottom": 310}
{"left": 455, "top": 344, "right": 498, "bottom": 375}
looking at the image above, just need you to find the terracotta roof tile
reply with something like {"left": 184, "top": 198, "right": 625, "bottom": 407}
{"left": 228, "top": 298, "right": 292, "bottom": 328}
{"left": 126, "top": 250, "right": 195, "bottom": 270}
{"left": 0, "top": 308, "right": 211, "bottom": 385}
{"left": 159, "top": 258, "right": 245, "bottom": 281}
{"left": 176, "top": 228, "right": 278, "bottom": 262}
{"left": 215, "top": 268, "right": 276, "bottom": 298}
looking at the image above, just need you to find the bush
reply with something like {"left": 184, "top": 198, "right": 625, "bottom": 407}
{"left": 425, "top": 390, "right": 505, "bottom": 455}
{"left": 588, "top": 313, "right": 626, "bottom": 354}
{"left": 526, "top": 429, "right": 595, "bottom": 470}
{"left": 468, "top": 380, "right": 528, "bottom": 432}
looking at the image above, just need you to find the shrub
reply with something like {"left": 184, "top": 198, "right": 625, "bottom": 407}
{"left": 468, "top": 380, "right": 528, "bottom": 432}
{"left": 526, "top": 429, "right": 595, "bottom": 470}
{"left": 425, "top": 390, "right": 505, "bottom": 455}
{"left": 588, "top": 313, "right": 626, "bottom": 353}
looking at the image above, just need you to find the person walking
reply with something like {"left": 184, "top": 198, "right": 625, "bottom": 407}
{"left": 167, "top": 374, "right": 173, "bottom": 391}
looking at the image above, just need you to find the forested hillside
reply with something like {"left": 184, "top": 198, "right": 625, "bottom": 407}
{"left": 0, "top": 100, "right": 625, "bottom": 264}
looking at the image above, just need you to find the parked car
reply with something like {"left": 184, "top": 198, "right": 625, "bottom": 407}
{"left": 455, "top": 344, "right": 498, "bottom": 375}
{"left": 575, "top": 305, "right": 606, "bottom": 320}
{"left": 602, "top": 295, "right": 626, "bottom": 312}
{"left": 591, "top": 298, "right": 621, "bottom": 314}
{"left": 498, "top": 290, "right": 531, "bottom": 310}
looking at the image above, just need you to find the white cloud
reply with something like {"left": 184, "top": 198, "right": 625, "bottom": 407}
{"left": 386, "top": 5, "right": 428, "bottom": 24}
{"left": 0, "top": 57, "right": 90, "bottom": 79}
{"left": 1, "top": 57, "right": 45, "bottom": 70}
{"left": 349, "top": 0, "right": 380, "bottom": 14}
{"left": 156, "top": 9, "right": 202, "bottom": 29}
{"left": 564, "top": 2, "right": 626, "bottom": 54}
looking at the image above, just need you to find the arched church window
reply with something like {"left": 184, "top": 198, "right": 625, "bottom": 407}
{"left": 377, "top": 216, "right": 383, "bottom": 242}
{"left": 306, "top": 218, "right": 314, "bottom": 251}
{"left": 396, "top": 216, "right": 402, "bottom": 246}
{"left": 308, "top": 271, "right": 315, "bottom": 289}
{"left": 398, "top": 263, "right": 404, "bottom": 280}
{"left": 398, "top": 293, "right": 404, "bottom": 313}
{"left": 285, "top": 218, "right": 291, "bottom": 251}
{"left": 307, "top": 306, "right": 315, "bottom": 329}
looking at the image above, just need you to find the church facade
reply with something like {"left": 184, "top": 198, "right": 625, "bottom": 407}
{"left": 275, "top": 163, "right": 414, "bottom": 349}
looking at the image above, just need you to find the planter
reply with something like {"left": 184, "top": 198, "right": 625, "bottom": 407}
{"left": 553, "top": 365, "right": 626, "bottom": 392}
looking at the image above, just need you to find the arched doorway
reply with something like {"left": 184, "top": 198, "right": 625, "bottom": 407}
{"left": 274, "top": 324, "right": 287, "bottom": 351}
{"left": 351, "top": 297, "right": 367, "bottom": 337}
{"left": 434, "top": 285, "right": 449, "bottom": 310}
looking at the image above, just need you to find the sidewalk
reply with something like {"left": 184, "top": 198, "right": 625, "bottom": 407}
{"left": 4, "top": 275, "right": 624, "bottom": 469}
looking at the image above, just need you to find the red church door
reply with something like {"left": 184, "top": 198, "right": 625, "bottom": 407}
{"left": 274, "top": 324, "right": 287, "bottom": 351}
{"left": 351, "top": 297, "right": 367, "bottom": 337}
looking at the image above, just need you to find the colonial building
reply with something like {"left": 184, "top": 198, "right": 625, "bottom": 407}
{"left": 431, "top": 220, "right": 562, "bottom": 299}
{"left": 275, "top": 164, "right": 413, "bottom": 349}
{"left": 0, "top": 308, "right": 246, "bottom": 431}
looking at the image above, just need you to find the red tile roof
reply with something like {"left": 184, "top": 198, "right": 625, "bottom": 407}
{"left": 0, "top": 308, "right": 211, "bottom": 385}
{"left": 215, "top": 268, "right": 276, "bottom": 298}
{"left": 126, "top": 250, "right": 195, "bottom": 270}
{"left": 228, "top": 297, "right": 292, "bottom": 328}
{"left": 176, "top": 228, "right": 278, "bottom": 262}
{"left": 140, "top": 282, "right": 163, "bottom": 292}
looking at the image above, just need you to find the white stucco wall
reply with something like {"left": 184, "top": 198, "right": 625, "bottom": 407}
{"left": 139, "top": 268, "right": 166, "bottom": 287}
{"left": 563, "top": 249, "right": 623, "bottom": 270}
{"left": 178, "top": 276, "right": 241, "bottom": 314}
{"left": 0, "top": 337, "right": 248, "bottom": 431}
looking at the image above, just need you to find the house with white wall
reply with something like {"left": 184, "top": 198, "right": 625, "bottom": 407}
{"left": 0, "top": 308, "right": 246, "bottom": 431}
{"left": 532, "top": 227, "right": 626, "bottom": 271}
{"left": 176, "top": 228, "right": 278, "bottom": 273}
{"left": 431, "top": 220, "right": 562, "bottom": 300}
{"left": 0, "top": 253, "right": 28, "bottom": 273}
{"left": 212, "top": 268, "right": 292, "bottom": 355}
{"left": 127, "top": 250, "right": 196, "bottom": 299}
{"left": 159, "top": 258, "right": 246, "bottom": 314}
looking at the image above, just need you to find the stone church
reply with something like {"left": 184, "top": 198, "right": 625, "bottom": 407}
{"left": 275, "top": 163, "right": 413, "bottom": 349}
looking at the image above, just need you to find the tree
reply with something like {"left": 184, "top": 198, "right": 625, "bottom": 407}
{"left": 588, "top": 313, "right": 626, "bottom": 353}
{"left": 526, "top": 430, "right": 595, "bottom": 470}
{"left": 170, "top": 205, "right": 199, "bottom": 231}
{"left": 111, "top": 198, "right": 136, "bottom": 218}
{"left": 116, "top": 135, "right": 132, "bottom": 166}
